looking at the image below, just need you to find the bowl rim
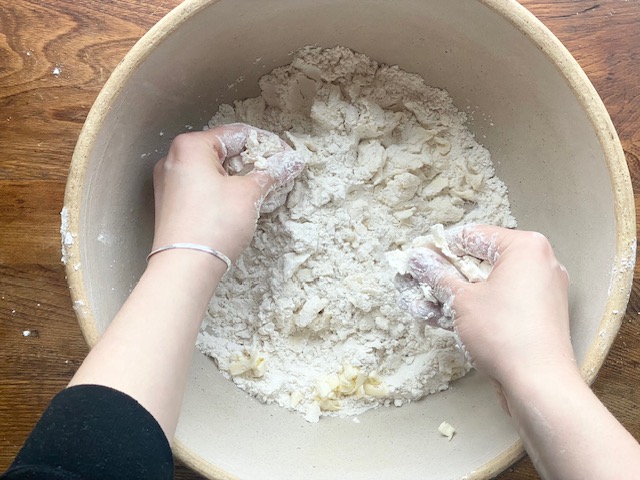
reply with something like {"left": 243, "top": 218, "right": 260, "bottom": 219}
{"left": 63, "top": 0, "right": 636, "bottom": 478}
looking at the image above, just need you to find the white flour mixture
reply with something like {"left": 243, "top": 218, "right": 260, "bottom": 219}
{"left": 197, "top": 46, "right": 516, "bottom": 422}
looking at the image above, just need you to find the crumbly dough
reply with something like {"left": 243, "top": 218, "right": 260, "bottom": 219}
{"left": 197, "top": 46, "right": 516, "bottom": 422}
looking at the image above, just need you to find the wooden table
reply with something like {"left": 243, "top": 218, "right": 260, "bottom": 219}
{"left": 1, "top": 1, "right": 638, "bottom": 478}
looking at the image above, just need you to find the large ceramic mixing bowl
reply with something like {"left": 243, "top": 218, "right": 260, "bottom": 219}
{"left": 63, "top": 0, "right": 635, "bottom": 478}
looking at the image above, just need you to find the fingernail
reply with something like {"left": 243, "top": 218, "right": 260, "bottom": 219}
{"left": 213, "top": 136, "right": 228, "bottom": 161}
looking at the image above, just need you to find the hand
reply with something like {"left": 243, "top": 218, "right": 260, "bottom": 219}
{"left": 212, "top": 122, "right": 292, "bottom": 159}
{"left": 405, "top": 226, "right": 575, "bottom": 389}
{"left": 152, "top": 124, "right": 305, "bottom": 262}
{"left": 70, "top": 123, "right": 305, "bottom": 441}
{"left": 404, "top": 226, "right": 640, "bottom": 480}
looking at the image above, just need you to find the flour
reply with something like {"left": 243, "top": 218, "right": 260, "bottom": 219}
{"left": 60, "top": 207, "right": 74, "bottom": 265}
{"left": 196, "top": 46, "right": 516, "bottom": 422}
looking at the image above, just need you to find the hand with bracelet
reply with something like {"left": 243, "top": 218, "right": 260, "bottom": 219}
{"left": 1, "top": 124, "right": 305, "bottom": 480}
{"left": 150, "top": 123, "right": 303, "bottom": 264}
{"left": 68, "top": 122, "right": 305, "bottom": 437}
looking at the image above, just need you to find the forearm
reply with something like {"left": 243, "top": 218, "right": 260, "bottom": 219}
{"left": 69, "top": 250, "right": 225, "bottom": 441}
{"left": 504, "top": 366, "right": 640, "bottom": 480}
{"left": 65, "top": 125, "right": 300, "bottom": 446}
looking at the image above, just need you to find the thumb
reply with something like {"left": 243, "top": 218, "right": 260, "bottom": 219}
{"left": 407, "top": 247, "right": 468, "bottom": 307}
{"left": 245, "top": 150, "right": 306, "bottom": 198}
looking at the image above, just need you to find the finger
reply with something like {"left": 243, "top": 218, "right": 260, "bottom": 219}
{"left": 393, "top": 272, "right": 420, "bottom": 293}
{"left": 166, "top": 131, "right": 228, "bottom": 175}
{"left": 206, "top": 123, "right": 291, "bottom": 159}
{"left": 393, "top": 273, "right": 451, "bottom": 329}
{"left": 407, "top": 247, "right": 467, "bottom": 306}
{"left": 444, "top": 224, "right": 512, "bottom": 264}
{"left": 246, "top": 150, "right": 306, "bottom": 197}
{"left": 400, "top": 296, "right": 444, "bottom": 326}
{"left": 208, "top": 123, "right": 250, "bottom": 158}
{"left": 196, "top": 123, "right": 252, "bottom": 160}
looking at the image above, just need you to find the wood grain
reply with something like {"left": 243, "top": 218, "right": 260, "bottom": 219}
{"left": 1, "top": 1, "right": 639, "bottom": 479}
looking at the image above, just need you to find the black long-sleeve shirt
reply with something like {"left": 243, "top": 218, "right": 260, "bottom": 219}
{"left": 2, "top": 385, "right": 174, "bottom": 480}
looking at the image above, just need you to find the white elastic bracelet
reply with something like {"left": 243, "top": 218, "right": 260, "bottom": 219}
{"left": 146, "top": 243, "right": 232, "bottom": 272}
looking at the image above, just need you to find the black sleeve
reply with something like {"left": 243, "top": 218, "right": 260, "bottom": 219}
{"left": 2, "top": 384, "right": 174, "bottom": 480}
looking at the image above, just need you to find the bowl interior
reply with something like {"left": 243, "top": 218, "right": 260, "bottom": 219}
{"left": 68, "top": 0, "right": 630, "bottom": 478}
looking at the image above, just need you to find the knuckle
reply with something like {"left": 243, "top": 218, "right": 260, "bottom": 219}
{"left": 520, "top": 231, "right": 553, "bottom": 254}
{"left": 517, "top": 231, "right": 567, "bottom": 274}
{"left": 169, "top": 132, "right": 196, "bottom": 152}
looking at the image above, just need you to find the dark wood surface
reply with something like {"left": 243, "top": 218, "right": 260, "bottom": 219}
{"left": 1, "top": 1, "right": 639, "bottom": 478}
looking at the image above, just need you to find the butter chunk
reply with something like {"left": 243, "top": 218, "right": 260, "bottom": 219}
{"left": 228, "top": 349, "right": 267, "bottom": 377}
{"left": 438, "top": 421, "right": 456, "bottom": 441}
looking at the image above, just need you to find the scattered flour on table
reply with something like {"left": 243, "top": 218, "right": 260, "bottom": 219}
{"left": 196, "top": 46, "right": 516, "bottom": 422}
{"left": 60, "top": 207, "right": 74, "bottom": 265}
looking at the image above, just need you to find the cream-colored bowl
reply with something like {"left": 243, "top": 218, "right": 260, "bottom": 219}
{"left": 64, "top": 1, "right": 635, "bottom": 478}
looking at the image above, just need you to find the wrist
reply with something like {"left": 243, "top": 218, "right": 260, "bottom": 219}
{"left": 489, "top": 339, "right": 579, "bottom": 388}
{"left": 499, "top": 358, "right": 584, "bottom": 409}
{"left": 148, "top": 243, "right": 231, "bottom": 271}
{"left": 152, "top": 232, "right": 247, "bottom": 264}
{"left": 146, "top": 248, "right": 228, "bottom": 292}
